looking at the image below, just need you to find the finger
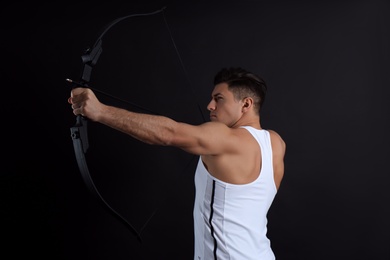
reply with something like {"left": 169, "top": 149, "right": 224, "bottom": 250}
{"left": 73, "top": 106, "right": 84, "bottom": 116}
{"left": 71, "top": 104, "right": 81, "bottom": 110}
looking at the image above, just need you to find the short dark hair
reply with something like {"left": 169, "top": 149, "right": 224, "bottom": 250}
{"left": 214, "top": 67, "right": 267, "bottom": 114}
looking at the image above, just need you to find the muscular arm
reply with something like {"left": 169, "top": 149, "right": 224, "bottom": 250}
{"left": 69, "top": 87, "right": 237, "bottom": 155}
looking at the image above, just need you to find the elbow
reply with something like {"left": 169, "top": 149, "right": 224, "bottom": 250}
{"left": 159, "top": 131, "right": 175, "bottom": 146}
{"left": 147, "top": 120, "right": 182, "bottom": 147}
{"left": 153, "top": 127, "right": 176, "bottom": 146}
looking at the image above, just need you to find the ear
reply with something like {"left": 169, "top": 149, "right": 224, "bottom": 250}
{"left": 242, "top": 97, "right": 253, "bottom": 112}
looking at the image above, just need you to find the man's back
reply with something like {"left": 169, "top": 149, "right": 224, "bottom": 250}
{"left": 193, "top": 128, "right": 277, "bottom": 260}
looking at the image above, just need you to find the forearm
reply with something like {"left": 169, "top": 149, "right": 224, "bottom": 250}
{"left": 98, "top": 104, "right": 177, "bottom": 146}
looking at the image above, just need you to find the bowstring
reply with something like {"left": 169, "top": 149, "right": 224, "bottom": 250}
{"left": 75, "top": 6, "right": 207, "bottom": 238}
{"left": 138, "top": 8, "right": 207, "bottom": 234}
{"left": 161, "top": 9, "right": 207, "bottom": 122}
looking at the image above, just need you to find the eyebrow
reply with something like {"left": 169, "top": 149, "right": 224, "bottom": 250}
{"left": 212, "top": 93, "right": 223, "bottom": 98}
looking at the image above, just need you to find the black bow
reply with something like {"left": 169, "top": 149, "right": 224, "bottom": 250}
{"left": 68, "top": 6, "right": 206, "bottom": 243}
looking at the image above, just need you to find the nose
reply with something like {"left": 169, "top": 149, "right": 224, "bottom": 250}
{"left": 207, "top": 100, "right": 215, "bottom": 111}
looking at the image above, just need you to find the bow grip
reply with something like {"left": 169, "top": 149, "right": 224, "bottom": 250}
{"left": 70, "top": 115, "right": 89, "bottom": 154}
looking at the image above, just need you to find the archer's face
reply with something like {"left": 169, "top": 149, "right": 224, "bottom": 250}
{"left": 207, "top": 83, "right": 244, "bottom": 127}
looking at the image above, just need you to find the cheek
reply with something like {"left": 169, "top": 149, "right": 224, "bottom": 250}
{"left": 224, "top": 106, "right": 238, "bottom": 118}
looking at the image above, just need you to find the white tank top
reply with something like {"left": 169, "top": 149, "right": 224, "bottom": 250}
{"left": 193, "top": 127, "right": 277, "bottom": 260}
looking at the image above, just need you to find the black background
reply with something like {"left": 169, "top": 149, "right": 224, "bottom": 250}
{"left": 1, "top": 0, "right": 389, "bottom": 259}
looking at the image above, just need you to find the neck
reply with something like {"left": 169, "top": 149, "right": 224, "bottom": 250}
{"left": 231, "top": 115, "right": 261, "bottom": 129}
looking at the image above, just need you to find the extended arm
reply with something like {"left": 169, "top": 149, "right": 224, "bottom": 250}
{"left": 69, "top": 87, "right": 237, "bottom": 155}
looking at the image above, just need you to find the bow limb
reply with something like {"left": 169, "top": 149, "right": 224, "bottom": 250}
{"left": 70, "top": 115, "right": 142, "bottom": 242}
{"left": 69, "top": 7, "right": 169, "bottom": 243}
{"left": 68, "top": 6, "right": 207, "bottom": 243}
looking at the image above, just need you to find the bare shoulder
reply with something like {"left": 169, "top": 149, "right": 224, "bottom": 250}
{"left": 267, "top": 129, "right": 286, "bottom": 189}
{"left": 267, "top": 129, "right": 286, "bottom": 156}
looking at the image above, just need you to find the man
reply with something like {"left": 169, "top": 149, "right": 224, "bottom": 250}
{"left": 68, "top": 67, "right": 286, "bottom": 260}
